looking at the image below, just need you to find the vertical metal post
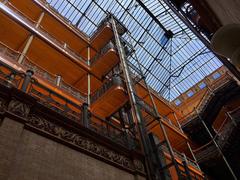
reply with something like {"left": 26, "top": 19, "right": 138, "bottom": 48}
{"left": 87, "top": 46, "right": 91, "bottom": 105}
{"left": 82, "top": 103, "right": 89, "bottom": 128}
{"left": 130, "top": 34, "right": 182, "bottom": 177}
{"left": 56, "top": 75, "right": 62, "bottom": 87}
{"left": 111, "top": 16, "right": 154, "bottom": 180}
{"left": 18, "top": 12, "right": 45, "bottom": 64}
{"left": 196, "top": 109, "right": 237, "bottom": 180}
{"left": 149, "top": 132, "right": 171, "bottom": 180}
{"left": 21, "top": 70, "right": 34, "bottom": 92}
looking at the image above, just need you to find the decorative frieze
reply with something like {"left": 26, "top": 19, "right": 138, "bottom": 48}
{"left": 0, "top": 97, "right": 7, "bottom": 113}
{"left": 27, "top": 115, "right": 145, "bottom": 173}
{"left": 8, "top": 99, "right": 30, "bottom": 118}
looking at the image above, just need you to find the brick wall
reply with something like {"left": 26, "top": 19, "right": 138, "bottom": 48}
{"left": 0, "top": 117, "right": 145, "bottom": 180}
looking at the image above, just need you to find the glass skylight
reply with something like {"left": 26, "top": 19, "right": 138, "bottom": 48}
{"left": 46, "top": 0, "right": 223, "bottom": 101}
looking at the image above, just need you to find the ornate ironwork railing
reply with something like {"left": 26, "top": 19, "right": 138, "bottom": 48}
{"left": 0, "top": 42, "right": 87, "bottom": 102}
{"left": 180, "top": 69, "right": 233, "bottom": 126}
{"left": 29, "top": 81, "right": 82, "bottom": 121}
{"left": 90, "top": 114, "right": 138, "bottom": 149}
{"left": 90, "top": 41, "right": 116, "bottom": 65}
{"left": 90, "top": 37, "right": 132, "bottom": 68}
{"left": 90, "top": 75, "right": 123, "bottom": 104}
{"left": 0, "top": 59, "right": 137, "bottom": 149}
{"left": 90, "top": 15, "right": 127, "bottom": 39}
{"left": 159, "top": 144, "right": 201, "bottom": 170}
{"left": 194, "top": 107, "right": 240, "bottom": 163}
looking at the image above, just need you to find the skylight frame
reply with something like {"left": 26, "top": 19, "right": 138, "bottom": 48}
{"left": 46, "top": 0, "right": 223, "bottom": 101}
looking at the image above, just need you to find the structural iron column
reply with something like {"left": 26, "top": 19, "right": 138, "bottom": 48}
{"left": 111, "top": 16, "right": 155, "bottom": 180}
{"left": 18, "top": 12, "right": 45, "bottom": 64}
{"left": 130, "top": 34, "right": 182, "bottom": 178}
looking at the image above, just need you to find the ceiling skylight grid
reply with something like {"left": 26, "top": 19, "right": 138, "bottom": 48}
{"left": 46, "top": 0, "right": 223, "bottom": 101}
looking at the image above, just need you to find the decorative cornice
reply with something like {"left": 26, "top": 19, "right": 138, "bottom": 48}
{"left": 27, "top": 114, "right": 145, "bottom": 173}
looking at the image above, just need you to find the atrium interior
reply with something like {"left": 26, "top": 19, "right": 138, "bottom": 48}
{"left": 0, "top": 0, "right": 239, "bottom": 179}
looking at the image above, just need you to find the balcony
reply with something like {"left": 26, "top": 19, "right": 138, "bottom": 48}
{"left": 0, "top": 55, "right": 139, "bottom": 150}
{"left": 177, "top": 67, "right": 234, "bottom": 126}
{"left": 0, "top": 42, "right": 87, "bottom": 103}
{"left": 90, "top": 75, "right": 128, "bottom": 118}
{"left": 135, "top": 95, "right": 188, "bottom": 152}
{"left": 0, "top": 1, "right": 90, "bottom": 72}
{"left": 90, "top": 41, "right": 119, "bottom": 78}
{"left": 90, "top": 15, "right": 127, "bottom": 51}
{"left": 8, "top": 0, "right": 89, "bottom": 50}
{"left": 90, "top": 114, "right": 139, "bottom": 149}
{"left": 157, "top": 144, "right": 204, "bottom": 179}
{"left": 195, "top": 107, "right": 240, "bottom": 164}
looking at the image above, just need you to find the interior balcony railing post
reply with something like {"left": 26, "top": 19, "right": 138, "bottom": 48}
{"left": 21, "top": 69, "right": 34, "bottom": 92}
{"left": 87, "top": 45, "right": 91, "bottom": 105}
{"left": 195, "top": 108, "right": 237, "bottom": 180}
{"left": 82, "top": 103, "right": 90, "bottom": 128}
{"left": 55, "top": 75, "right": 62, "bottom": 87}
{"left": 111, "top": 16, "right": 155, "bottom": 180}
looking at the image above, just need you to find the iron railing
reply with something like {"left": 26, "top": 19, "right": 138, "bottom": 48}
{"left": 180, "top": 69, "right": 233, "bottom": 126}
{"left": 90, "top": 41, "right": 116, "bottom": 65}
{"left": 90, "top": 114, "right": 139, "bottom": 149}
{"left": 0, "top": 59, "right": 137, "bottom": 149}
{"left": 159, "top": 144, "right": 201, "bottom": 171}
{"left": 135, "top": 95, "right": 183, "bottom": 133}
{"left": 90, "top": 14, "right": 127, "bottom": 39}
{"left": 90, "top": 37, "right": 132, "bottom": 67}
{"left": 194, "top": 107, "right": 240, "bottom": 163}
{"left": 29, "top": 80, "right": 82, "bottom": 121}
{"left": 6, "top": 1, "right": 87, "bottom": 64}
{"left": 90, "top": 75, "right": 123, "bottom": 104}
{"left": 0, "top": 42, "right": 87, "bottom": 102}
